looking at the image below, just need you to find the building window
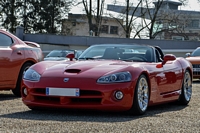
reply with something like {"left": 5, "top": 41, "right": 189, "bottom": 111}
{"left": 110, "top": 26, "right": 118, "bottom": 34}
{"left": 188, "top": 20, "right": 199, "bottom": 28}
{"left": 100, "top": 25, "right": 108, "bottom": 33}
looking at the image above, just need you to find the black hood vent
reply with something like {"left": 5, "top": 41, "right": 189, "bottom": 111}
{"left": 65, "top": 69, "right": 81, "bottom": 73}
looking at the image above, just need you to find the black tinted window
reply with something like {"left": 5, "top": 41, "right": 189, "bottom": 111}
{"left": 0, "top": 33, "right": 13, "bottom": 46}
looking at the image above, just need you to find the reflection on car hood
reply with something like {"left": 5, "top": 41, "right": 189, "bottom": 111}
{"left": 41, "top": 60, "right": 138, "bottom": 77}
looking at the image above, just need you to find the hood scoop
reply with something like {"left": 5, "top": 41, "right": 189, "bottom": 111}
{"left": 65, "top": 69, "right": 81, "bottom": 73}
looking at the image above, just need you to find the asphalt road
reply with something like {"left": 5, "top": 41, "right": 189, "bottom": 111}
{"left": 0, "top": 80, "right": 200, "bottom": 133}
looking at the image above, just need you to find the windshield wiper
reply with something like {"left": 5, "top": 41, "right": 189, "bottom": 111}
{"left": 78, "top": 57, "right": 95, "bottom": 60}
{"left": 122, "top": 59, "right": 133, "bottom": 62}
{"left": 122, "top": 58, "right": 145, "bottom": 62}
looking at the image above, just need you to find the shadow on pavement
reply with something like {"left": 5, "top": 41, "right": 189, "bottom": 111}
{"left": 0, "top": 102, "right": 187, "bottom": 122}
{"left": 0, "top": 91, "right": 19, "bottom": 101}
{"left": 193, "top": 79, "right": 200, "bottom": 84}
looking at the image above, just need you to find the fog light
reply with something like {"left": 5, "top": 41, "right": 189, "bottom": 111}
{"left": 115, "top": 91, "right": 123, "bottom": 100}
{"left": 23, "top": 88, "right": 27, "bottom": 96}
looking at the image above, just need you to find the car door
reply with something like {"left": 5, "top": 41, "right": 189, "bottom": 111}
{"left": 153, "top": 49, "right": 182, "bottom": 95}
{"left": 158, "top": 59, "right": 182, "bottom": 94}
{"left": 0, "top": 32, "right": 24, "bottom": 89}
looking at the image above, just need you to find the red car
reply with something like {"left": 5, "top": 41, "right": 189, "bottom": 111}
{"left": 22, "top": 44, "right": 192, "bottom": 115}
{"left": 0, "top": 29, "right": 43, "bottom": 96}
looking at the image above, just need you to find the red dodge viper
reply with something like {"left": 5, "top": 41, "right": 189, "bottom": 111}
{"left": 22, "top": 44, "right": 192, "bottom": 115}
{"left": 0, "top": 29, "right": 43, "bottom": 96}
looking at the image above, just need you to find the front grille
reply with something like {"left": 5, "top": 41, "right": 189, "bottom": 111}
{"left": 192, "top": 64, "right": 200, "bottom": 75}
{"left": 80, "top": 90, "right": 101, "bottom": 96}
{"left": 34, "top": 88, "right": 45, "bottom": 94}
{"left": 71, "top": 98, "right": 101, "bottom": 103}
{"left": 193, "top": 64, "right": 200, "bottom": 68}
{"left": 31, "top": 88, "right": 103, "bottom": 104}
{"left": 34, "top": 96, "right": 60, "bottom": 104}
{"left": 33, "top": 88, "right": 102, "bottom": 96}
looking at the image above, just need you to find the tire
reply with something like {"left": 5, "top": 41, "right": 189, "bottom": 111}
{"left": 178, "top": 70, "right": 192, "bottom": 105}
{"left": 12, "top": 62, "right": 33, "bottom": 97}
{"left": 130, "top": 75, "right": 149, "bottom": 115}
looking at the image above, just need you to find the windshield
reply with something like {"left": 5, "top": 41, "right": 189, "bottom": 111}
{"left": 46, "top": 50, "right": 74, "bottom": 57}
{"left": 191, "top": 48, "right": 200, "bottom": 57}
{"left": 78, "top": 44, "right": 154, "bottom": 62}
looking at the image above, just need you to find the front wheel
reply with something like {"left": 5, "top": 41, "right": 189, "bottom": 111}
{"left": 130, "top": 75, "right": 149, "bottom": 115}
{"left": 12, "top": 62, "right": 33, "bottom": 97}
{"left": 178, "top": 70, "right": 192, "bottom": 105}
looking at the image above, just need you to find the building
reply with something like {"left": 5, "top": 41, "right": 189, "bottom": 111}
{"left": 61, "top": 13, "right": 126, "bottom": 38}
{"left": 107, "top": 0, "right": 200, "bottom": 41}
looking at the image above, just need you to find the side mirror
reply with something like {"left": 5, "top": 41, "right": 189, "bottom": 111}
{"left": 186, "top": 53, "right": 190, "bottom": 57}
{"left": 66, "top": 53, "right": 75, "bottom": 61}
{"left": 156, "top": 54, "right": 176, "bottom": 68}
{"left": 162, "top": 54, "right": 176, "bottom": 65}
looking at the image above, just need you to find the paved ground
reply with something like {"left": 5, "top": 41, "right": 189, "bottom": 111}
{"left": 0, "top": 80, "right": 200, "bottom": 133}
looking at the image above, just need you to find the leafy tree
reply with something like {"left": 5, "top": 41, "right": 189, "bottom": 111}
{"left": 26, "top": 0, "right": 74, "bottom": 33}
{"left": 0, "top": 0, "right": 23, "bottom": 33}
{"left": 0, "top": 0, "right": 74, "bottom": 33}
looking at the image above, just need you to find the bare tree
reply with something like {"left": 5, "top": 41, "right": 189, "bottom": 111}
{"left": 108, "top": 0, "right": 145, "bottom": 38}
{"left": 107, "top": 0, "right": 189, "bottom": 39}
{"left": 140, "top": 0, "right": 190, "bottom": 39}
{"left": 82, "top": 0, "right": 105, "bottom": 36}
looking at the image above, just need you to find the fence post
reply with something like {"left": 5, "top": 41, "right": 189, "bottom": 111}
{"left": 16, "top": 26, "right": 24, "bottom": 40}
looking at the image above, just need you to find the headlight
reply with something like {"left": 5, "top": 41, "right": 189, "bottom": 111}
{"left": 23, "top": 69, "right": 41, "bottom": 81}
{"left": 97, "top": 71, "right": 131, "bottom": 83}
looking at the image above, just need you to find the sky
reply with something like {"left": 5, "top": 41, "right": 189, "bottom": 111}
{"left": 70, "top": 0, "right": 200, "bottom": 14}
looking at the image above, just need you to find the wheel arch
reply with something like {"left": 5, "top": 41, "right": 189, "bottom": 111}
{"left": 185, "top": 67, "right": 193, "bottom": 81}
{"left": 14, "top": 60, "right": 35, "bottom": 87}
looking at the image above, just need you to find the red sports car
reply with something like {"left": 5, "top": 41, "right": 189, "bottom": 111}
{"left": 0, "top": 29, "right": 43, "bottom": 96}
{"left": 22, "top": 44, "right": 192, "bottom": 115}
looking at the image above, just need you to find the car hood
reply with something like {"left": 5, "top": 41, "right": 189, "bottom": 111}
{"left": 186, "top": 56, "right": 200, "bottom": 64}
{"left": 39, "top": 60, "right": 138, "bottom": 78}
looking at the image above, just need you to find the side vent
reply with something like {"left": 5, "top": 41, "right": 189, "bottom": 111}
{"left": 65, "top": 69, "right": 81, "bottom": 73}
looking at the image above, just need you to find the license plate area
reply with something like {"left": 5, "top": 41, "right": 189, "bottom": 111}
{"left": 46, "top": 87, "right": 80, "bottom": 96}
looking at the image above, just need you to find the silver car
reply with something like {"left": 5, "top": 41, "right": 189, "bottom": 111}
{"left": 44, "top": 50, "right": 83, "bottom": 61}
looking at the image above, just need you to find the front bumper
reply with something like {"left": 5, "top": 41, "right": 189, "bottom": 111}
{"left": 22, "top": 78, "right": 136, "bottom": 111}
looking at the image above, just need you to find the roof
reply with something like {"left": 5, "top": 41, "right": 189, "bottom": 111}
{"left": 153, "top": 0, "right": 182, "bottom": 6}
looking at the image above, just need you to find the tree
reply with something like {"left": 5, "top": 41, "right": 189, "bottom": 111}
{"left": 108, "top": 0, "right": 146, "bottom": 38}
{"left": 108, "top": 0, "right": 189, "bottom": 39}
{"left": 140, "top": 0, "right": 189, "bottom": 39}
{"left": 0, "top": 0, "right": 23, "bottom": 33}
{"left": 82, "top": 0, "right": 105, "bottom": 36}
{"left": 0, "top": 0, "right": 74, "bottom": 33}
{"left": 29, "top": 0, "right": 74, "bottom": 33}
